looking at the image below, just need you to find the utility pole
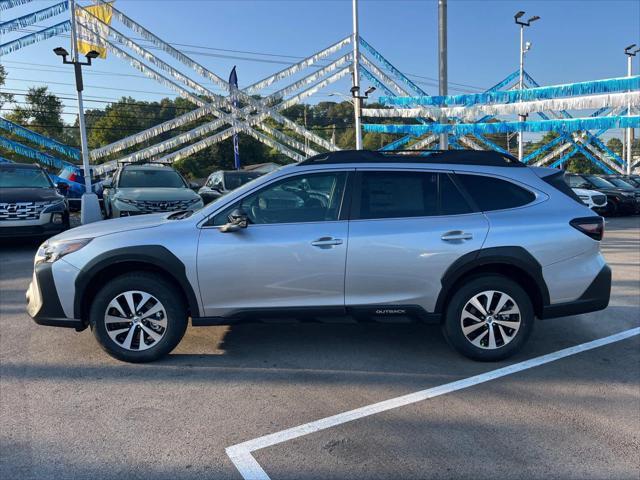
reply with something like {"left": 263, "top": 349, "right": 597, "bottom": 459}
{"left": 438, "top": 0, "right": 448, "bottom": 150}
{"left": 304, "top": 105, "right": 309, "bottom": 152}
{"left": 65, "top": 0, "right": 101, "bottom": 224}
{"left": 514, "top": 11, "right": 540, "bottom": 161}
{"left": 351, "top": 0, "right": 363, "bottom": 150}
{"left": 624, "top": 44, "right": 639, "bottom": 174}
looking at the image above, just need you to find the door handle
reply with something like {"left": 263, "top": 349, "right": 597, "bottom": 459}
{"left": 311, "top": 237, "right": 343, "bottom": 248}
{"left": 441, "top": 231, "right": 473, "bottom": 241}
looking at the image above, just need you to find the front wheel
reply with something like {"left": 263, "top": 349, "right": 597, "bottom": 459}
{"left": 89, "top": 273, "right": 188, "bottom": 363}
{"left": 442, "top": 275, "right": 534, "bottom": 361}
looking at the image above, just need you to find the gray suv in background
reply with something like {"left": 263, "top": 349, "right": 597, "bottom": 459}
{"left": 103, "top": 163, "right": 203, "bottom": 218}
{"left": 27, "top": 150, "right": 611, "bottom": 363}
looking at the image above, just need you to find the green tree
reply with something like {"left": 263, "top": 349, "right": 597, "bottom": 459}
{"left": 7, "top": 86, "right": 65, "bottom": 141}
{"left": 0, "top": 65, "right": 14, "bottom": 110}
{"left": 606, "top": 137, "right": 623, "bottom": 156}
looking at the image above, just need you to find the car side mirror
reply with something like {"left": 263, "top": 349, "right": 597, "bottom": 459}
{"left": 56, "top": 182, "right": 69, "bottom": 194}
{"left": 220, "top": 208, "right": 249, "bottom": 233}
{"left": 102, "top": 179, "right": 112, "bottom": 189}
{"left": 189, "top": 182, "right": 199, "bottom": 190}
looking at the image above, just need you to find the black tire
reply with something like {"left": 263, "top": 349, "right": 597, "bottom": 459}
{"left": 442, "top": 275, "right": 534, "bottom": 361}
{"left": 606, "top": 199, "right": 618, "bottom": 217}
{"left": 89, "top": 272, "right": 188, "bottom": 363}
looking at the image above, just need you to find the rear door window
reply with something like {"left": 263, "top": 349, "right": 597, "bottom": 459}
{"left": 355, "top": 171, "right": 472, "bottom": 220}
{"left": 455, "top": 174, "right": 536, "bottom": 211}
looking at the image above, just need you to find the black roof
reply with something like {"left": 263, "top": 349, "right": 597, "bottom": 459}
{"left": 297, "top": 149, "right": 525, "bottom": 167}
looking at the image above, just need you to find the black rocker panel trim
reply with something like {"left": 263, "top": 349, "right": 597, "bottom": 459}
{"left": 435, "top": 246, "right": 550, "bottom": 314}
{"left": 191, "top": 305, "right": 441, "bottom": 326}
{"left": 74, "top": 245, "right": 200, "bottom": 320}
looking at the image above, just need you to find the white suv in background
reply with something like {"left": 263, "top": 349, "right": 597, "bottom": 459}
{"left": 572, "top": 187, "right": 608, "bottom": 212}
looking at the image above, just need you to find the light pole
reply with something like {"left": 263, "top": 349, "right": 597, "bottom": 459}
{"left": 53, "top": 46, "right": 101, "bottom": 224}
{"left": 352, "top": 0, "right": 363, "bottom": 150}
{"left": 55, "top": 0, "right": 102, "bottom": 224}
{"left": 624, "top": 44, "right": 639, "bottom": 175}
{"left": 514, "top": 11, "right": 540, "bottom": 161}
{"left": 438, "top": 0, "right": 448, "bottom": 150}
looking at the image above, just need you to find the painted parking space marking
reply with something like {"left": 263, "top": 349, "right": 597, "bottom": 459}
{"left": 226, "top": 327, "right": 640, "bottom": 480}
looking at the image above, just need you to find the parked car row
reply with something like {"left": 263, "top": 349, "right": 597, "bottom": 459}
{"left": 567, "top": 173, "right": 640, "bottom": 216}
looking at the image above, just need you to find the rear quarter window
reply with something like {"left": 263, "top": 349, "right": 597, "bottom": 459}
{"left": 455, "top": 173, "right": 536, "bottom": 212}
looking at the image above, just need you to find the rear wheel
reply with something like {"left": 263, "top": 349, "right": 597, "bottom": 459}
{"left": 442, "top": 275, "right": 534, "bottom": 361}
{"left": 89, "top": 272, "right": 188, "bottom": 363}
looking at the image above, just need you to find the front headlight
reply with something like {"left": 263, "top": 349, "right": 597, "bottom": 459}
{"left": 35, "top": 238, "right": 92, "bottom": 265}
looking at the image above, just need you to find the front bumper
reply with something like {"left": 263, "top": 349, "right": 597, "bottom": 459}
{"left": 540, "top": 265, "right": 611, "bottom": 319}
{"left": 26, "top": 262, "right": 84, "bottom": 330}
{"left": 0, "top": 212, "right": 69, "bottom": 238}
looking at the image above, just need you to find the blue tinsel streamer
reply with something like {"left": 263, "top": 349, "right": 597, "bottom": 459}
{"left": 0, "top": 118, "right": 80, "bottom": 160}
{"left": 381, "top": 76, "right": 640, "bottom": 107}
{"left": 0, "top": 137, "right": 73, "bottom": 169}
{"left": 0, "top": 1, "right": 68, "bottom": 34}
{"left": 0, "top": 20, "right": 70, "bottom": 56}
{"left": 0, "top": 156, "right": 14, "bottom": 163}
{"left": 364, "top": 115, "right": 640, "bottom": 135}
{"left": 0, "top": 0, "right": 34, "bottom": 11}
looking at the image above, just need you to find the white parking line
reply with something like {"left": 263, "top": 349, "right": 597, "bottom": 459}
{"left": 226, "top": 327, "right": 640, "bottom": 480}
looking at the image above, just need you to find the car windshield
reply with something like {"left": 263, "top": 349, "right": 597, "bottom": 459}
{"left": 224, "top": 172, "right": 262, "bottom": 190}
{"left": 0, "top": 167, "right": 53, "bottom": 188}
{"left": 119, "top": 169, "right": 186, "bottom": 188}
{"left": 585, "top": 176, "right": 616, "bottom": 189}
{"left": 607, "top": 178, "right": 635, "bottom": 189}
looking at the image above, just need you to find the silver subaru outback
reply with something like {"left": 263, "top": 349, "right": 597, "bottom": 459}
{"left": 27, "top": 150, "right": 611, "bottom": 363}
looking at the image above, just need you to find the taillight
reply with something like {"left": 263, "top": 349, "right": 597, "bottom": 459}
{"left": 570, "top": 216, "right": 604, "bottom": 241}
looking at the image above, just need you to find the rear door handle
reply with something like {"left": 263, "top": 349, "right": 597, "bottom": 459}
{"left": 441, "top": 231, "right": 473, "bottom": 241}
{"left": 311, "top": 237, "right": 343, "bottom": 248}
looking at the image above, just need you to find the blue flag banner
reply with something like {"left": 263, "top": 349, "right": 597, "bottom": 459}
{"left": 0, "top": 136, "right": 74, "bottom": 169}
{"left": 0, "top": 117, "right": 80, "bottom": 160}
{"left": 0, "top": 20, "right": 71, "bottom": 56}
{"left": 363, "top": 115, "right": 640, "bottom": 136}
{"left": 380, "top": 76, "right": 640, "bottom": 107}
{"left": 0, "top": 0, "right": 34, "bottom": 11}
{"left": 0, "top": 1, "right": 68, "bottom": 35}
{"left": 229, "top": 66, "right": 241, "bottom": 170}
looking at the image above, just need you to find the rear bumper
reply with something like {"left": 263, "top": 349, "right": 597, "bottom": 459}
{"left": 26, "top": 262, "right": 84, "bottom": 330}
{"left": 540, "top": 265, "right": 611, "bottom": 319}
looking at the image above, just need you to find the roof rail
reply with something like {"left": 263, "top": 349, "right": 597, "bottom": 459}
{"left": 298, "top": 149, "right": 525, "bottom": 167}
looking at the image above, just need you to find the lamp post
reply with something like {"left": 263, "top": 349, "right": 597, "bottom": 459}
{"left": 514, "top": 11, "right": 540, "bottom": 161}
{"left": 331, "top": 87, "right": 377, "bottom": 149}
{"left": 53, "top": 46, "right": 101, "bottom": 224}
{"left": 624, "top": 44, "right": 639, "bottom": 175}
{"left": 351, "top": 0, "right": 363, "bottom": 150}
{"left": 438, "top": 0, "right": 448, "bottom": 150}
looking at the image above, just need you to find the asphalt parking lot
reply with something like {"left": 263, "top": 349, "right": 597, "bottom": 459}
{"left": 1, "top": 217, "right": 639, "bottom": 480}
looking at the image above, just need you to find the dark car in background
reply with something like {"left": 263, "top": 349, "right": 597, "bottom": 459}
{"left": 566, "top": 173, "right": 639, "bottom": 216}
{"left": 198, "top": 170, "right": 263, "bottom": 204}
{"left": 0, "top": 163, "right": 70, "bottom": 238}
{"left": 602, "top": 175, "right": 640, "bottom": 192}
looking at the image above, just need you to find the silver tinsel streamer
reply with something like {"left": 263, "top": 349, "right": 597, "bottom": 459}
{"left": 244, "top": 36, "right": 352, "bottom": 95}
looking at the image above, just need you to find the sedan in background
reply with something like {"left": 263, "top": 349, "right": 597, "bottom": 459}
{"left": 566, "top": 173, "right": 639, "bottom": 216}
{"left": 572, "top": 187, "right": 608, "bottom": 214}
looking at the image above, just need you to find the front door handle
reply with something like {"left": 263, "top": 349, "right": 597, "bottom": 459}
{"left": 311, "top": 237, "right": 343, "bottom": 248}
{"left": 441, "top": 231, "right": 473, "bottom": 242}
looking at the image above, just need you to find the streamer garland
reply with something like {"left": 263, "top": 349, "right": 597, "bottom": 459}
{"left": 0, "top": 118, "right": 80, "bottom": 160}
{"left": 0, "top": 1, "right": 67, "bottom": 34}
{"left": 363, "top": 115, "right": 640, "bottom": 136}
{"left": 0, "top": 0, "right": 34, "bottom": 11}
{"left": 0, "top": 20, "right": 70, "bottom": 56}
{"left": 0, "top": 137, "right": 73, "bottom": 169}
{"left": 381, "top": 76, "right": 640, "bottom": 107}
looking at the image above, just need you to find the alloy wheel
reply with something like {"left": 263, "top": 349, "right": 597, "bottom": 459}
{"left": 460, "top": 290, "right": 521, "bottom": 350}
{"left": 103, "top": 290, "right": 168, "bottom": 351}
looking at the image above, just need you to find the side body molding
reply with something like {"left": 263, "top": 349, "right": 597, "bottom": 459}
{"left": 74, "top": 245, "right": 201, "bottom": 319}
{"left": 435, "top": 246, "right": 551, "bottom": 314}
